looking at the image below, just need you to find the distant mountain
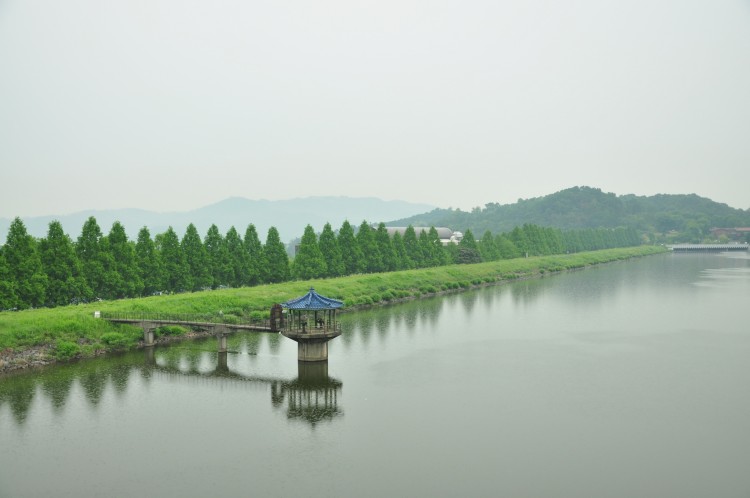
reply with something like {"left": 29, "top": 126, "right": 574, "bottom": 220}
{"left": 0, "top": 197, "right": 435, "bottom": 244}
{"left": 387, "top": 186, "right": 750, "bottom": 239}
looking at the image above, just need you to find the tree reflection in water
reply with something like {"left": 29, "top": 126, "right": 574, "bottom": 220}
{"left": 0, "top": 346, "right": 343, "bottom": 430}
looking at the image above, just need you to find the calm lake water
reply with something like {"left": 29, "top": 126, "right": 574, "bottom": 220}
{"left": 1, "top": 252, "right": 749, "bottom": 498}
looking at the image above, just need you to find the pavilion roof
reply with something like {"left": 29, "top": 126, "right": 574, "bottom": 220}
{"left": 282, "top": 288, "right": 344, "bottom": 310}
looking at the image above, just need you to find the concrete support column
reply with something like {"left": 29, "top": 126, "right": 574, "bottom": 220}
{"left": 218, "top": 334, "right": 228, "bottom": 353}
{"left": 141, "top": 323, "right": 155, "bottom": 347}
{"left": 298, "top": 341, "right": 328, "bottom": 362}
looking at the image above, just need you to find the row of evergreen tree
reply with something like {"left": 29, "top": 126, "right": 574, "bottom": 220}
{"left": 0, "top": 216, "right": 640, "bottom": 311}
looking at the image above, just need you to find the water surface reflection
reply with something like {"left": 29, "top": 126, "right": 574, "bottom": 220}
{"left": 0, "top": 346, "right": 343, "bottom": 429}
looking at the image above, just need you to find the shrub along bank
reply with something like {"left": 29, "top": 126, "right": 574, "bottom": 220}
{"left": 0, "top": 245, "right": 666, "bottom": 372}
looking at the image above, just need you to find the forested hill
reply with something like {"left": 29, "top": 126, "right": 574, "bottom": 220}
{"left": 388, "top": 186, "right": 750, "bottom": 240}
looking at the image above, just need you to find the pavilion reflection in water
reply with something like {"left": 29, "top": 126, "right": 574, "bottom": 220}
{"left": 271, "top": 361, "right": 343, "bottom": 426}
{"left": 147, "top": 348, "right": 343, "bottom": 428}
{"left": 0, "top": 348, "right": 343, "bottom": 429}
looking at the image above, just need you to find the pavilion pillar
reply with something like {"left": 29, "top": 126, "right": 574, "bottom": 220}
{"left": 297, "top": 340, "right": 328, "bottom": 362}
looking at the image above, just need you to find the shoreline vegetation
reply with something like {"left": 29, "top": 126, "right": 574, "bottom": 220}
{"left": 0, "top": 246, "right": 666, "bottom": 374}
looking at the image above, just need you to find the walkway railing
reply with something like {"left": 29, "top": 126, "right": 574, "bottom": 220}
{"left": 99, "top": 311, "right": 271, "bottom": 329}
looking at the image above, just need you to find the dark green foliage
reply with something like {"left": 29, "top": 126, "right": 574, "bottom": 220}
{"left": 55, "top": 340, "right": 80, "bottom": 361}
{"left": 204, "top": 224, "right": 232, "bottom": 288}
{"left": 478, "top": 230, "right": 500, "bottom": 262}
{"left": 495, "top": 234, "right": 520, "bottom": 259}
{"left": 425, "top": 227, "right": 447, "bottom": 267}
{"left": 0, "top": 245, "right": 666, "bottom": 358}
{"left": 181, "top": 224, "right": 211, "bottom": 291}
{"left": 375, "top": 223, "right": 398, "bottom": 271}
{"left": 76, "top": 217, "right": 106, "bottom": 298}
{"left": 104, "top": 221, "right": 143, "bottom": 299}
{"left": 101, "top": 332, "right": 129, "bottom": 351}
{"left": 243, "top": 224, "right": 266, "bottom": 285}
{"left": 225, "top": 226, "right": 250, "bottom": 287}
{"left": 402, "top": 225, "right": 424, "bottom": 268}
{"left": 417, "top": 230, "right": 434, "bottom": 267}
{"left": 357, "top": 221, "right": 383, "bottom": 273}
{"left": 338, "top": 220, "right": 363, "bottom": 275}
{"left": 443, "top": 241, "right": 459, "bottom": 264}
{"left": 155, "top": 325, "right": 186, "bottom": 337}
{"left": 391, "top": 231, "right": 413, "bottom": 270}
{"left": 319, "top": 223, "right": 344, "bottom": 277}
{"left": 457, "top": 229, "right": 482, "bottom": 264}
{"left": 264, "top": 227, "right": 290, "bottom": 283}
{"left": 292, "top": 225, "right": 327, "bottom": 279}
{"left": 39, "top": 221, "right": 91, "bottom": 306}
{"left": 508, "top": 226, "right": 530, "bottom": 256}
{"left": 159, "top": 227, "right": 192, "bottom": 292}
{"left": 4, "top": 217, "right": 47, "bottom": 308}
{"left": 0, "top": 248, "right": 18, "bottom": 310}
{"left": 135, "top": 227, "right": 165, "bottom": 295}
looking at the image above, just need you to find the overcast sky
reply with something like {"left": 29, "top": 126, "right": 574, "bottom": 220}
{"left": 1, "top": 0, "right": 749, "bottom": 218}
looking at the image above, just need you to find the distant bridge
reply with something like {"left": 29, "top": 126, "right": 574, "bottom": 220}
{"left": 668, "top": 243, "right": 749, "bottom": 252}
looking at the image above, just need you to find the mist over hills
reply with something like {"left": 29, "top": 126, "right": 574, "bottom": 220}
{"left": 3, "top": 187, "right": 748, "bottom": 245}
{"left": 0, "top": 197, "right": 435, "bottom": 244}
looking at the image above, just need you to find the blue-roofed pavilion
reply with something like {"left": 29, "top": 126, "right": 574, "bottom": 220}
{"left": 283, "top": 287, "right": 344, "bottom": 311}
{"left": 281, "top": 288, "right": 344, "bottom": 361}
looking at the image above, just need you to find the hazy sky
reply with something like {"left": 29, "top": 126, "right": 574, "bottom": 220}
{"left": 1, "top": 0, "right": 749, "bottom": 218}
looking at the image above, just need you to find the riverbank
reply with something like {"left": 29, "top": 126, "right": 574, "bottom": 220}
{"left": 0, "top": 245, "right": 666, "bottom": 373}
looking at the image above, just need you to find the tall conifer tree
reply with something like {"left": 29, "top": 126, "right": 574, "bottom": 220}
{"left": 495, "top": 233, "right": 520, "bottom": 259}
{"left": 225, "top": 226, "right": 250, "bottom": 287}
{"left": 4, "top": 217, "right": 47, "bottom": 308}
{"left": 391, "top": 231, "right": 412, "bottom": 270}
{"left": 105, "top": 221, "right": 143, "bottom": 298}
{"left": 478, "top": 230, "right": 500, "bottom": 262}
{"left": 402, "top": 225, "right": 424, "bottom": 268}
{"left": 0, "top": 247, "right": 18, "bottom": 310}
{"left": 357, "top": 221, "right": 383, "bottom": 273}
{"left": 181, "top": 223, "right": 211, "bottom": 291}
{"left": 243, "top": 224, "right": 265, "bottom": 285}
{"left": 292, "top": 225, "right": 327, "bottom": 279}
{"left": 418, "top": 230, "right": 435, "bottom": 267}
{"left": 264, "top": 227, "right": 290, "bottom": 283}
{"left": 160, "top": 227, "right": 191, "bottom": 292}
{"left": 337, "top": 220, "right": 363, "bottom": 275}
{"left": 427, "top": 227, "right": 447, "bottom": 266}
{"left": 135, "top": 227, "right": 165, "bottom": 295}
{"left": 508, "top": 226, "right": 530, "bottom": 256}
{"left": 76, "top": 216, "right": 106, "bottom": 298}
{"left": 39, "top": 220, "right": 91, "bottom": 306}
{"left": 318, "top": 222, "right": 344, "bottom": 277}
{"left": 374, "top": 223, "right": 398, "bottom": 271}
{"left": 204, "top": 224, "right": 232, "bottom": 288}
{"left": 457, "top": 229, "right": 482, "bottom": 264}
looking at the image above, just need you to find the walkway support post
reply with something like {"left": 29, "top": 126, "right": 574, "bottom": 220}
{"left": 216, "top": 325, "right": 228, "bottom": 353}
{"left": 140, "top": 322, "right": 156, "bottom": 347}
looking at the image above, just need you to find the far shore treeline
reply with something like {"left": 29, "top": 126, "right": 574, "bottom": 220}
{"left": 0, "top": 216, "right": 641, "bottom": 311}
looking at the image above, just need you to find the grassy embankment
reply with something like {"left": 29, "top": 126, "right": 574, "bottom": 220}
{"left": 0, "top": 245, "right": 666, "bottom": 363}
